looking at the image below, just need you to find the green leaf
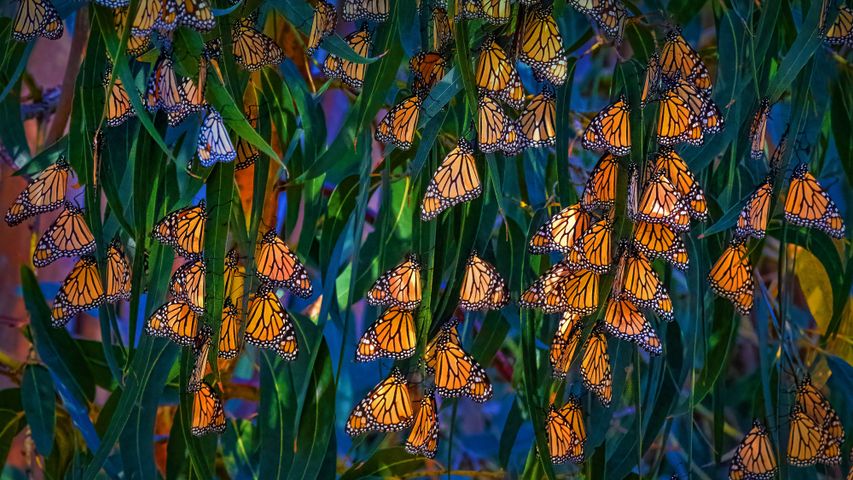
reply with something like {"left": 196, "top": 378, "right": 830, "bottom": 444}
{"left": 21, "top": 364, "right": 56, "bottom": 456}
{"left": 339, "top": 447, "right": 425, "bottom": 480}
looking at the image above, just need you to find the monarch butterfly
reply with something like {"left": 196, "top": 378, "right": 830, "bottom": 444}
{"left": 604, "top": 295, "right": 662, "bottom": 355}
{"left": 51, "top": 256, "right": 106, "bottom": 327}
{"left": 735, "top": 179, "right": 773, "bottom": 239}
{"left": 581, "top": 153, "right": 618, "bottom": 210}
{"left": 708, "top": 238, "right": 754, "bottom": 315}
{"left": 495, "top": 68, "right": 525, "bottom": 110}
{"left": 6, "top": 158, "right": 70, "bottom": 227}
{"left": 520, "top": 263, "right": 600, "bottom": 315}
{"left": 581, "top": 325, "right": 612, "bottom": 406}
{"left": 640, "top": 53, "right": 661, "bottom": 108}
{"left": 824, "top": 5, "right": 853, "bottom": 46}
{"left": 189, "top": 381, "right": 226, "bottom": 436}
{"left": 582, "top": 95, "right": 631, "bottom": 157}
{"left": 31, "top": 203, "right": 95, "bottom": 268}
{"left": 614, "top": 245, "right": 674, "bottom": 320}
{"left": 431, "top": 7, "right": 452, "bottom": 50}
{"left": 146, "top": 52, "right": 181, "bottom": 113}
{"left": 375, "top": 95, "right": 422, "bottom": 150}
{"left": 529, "top": 204, "right": 591, "bottom": 254}
{"left": 787, "top": 406, "right": 822, "bottom": 467}
{"left": 152, "top": 201, "right": 206, "bottom": 259}
{"left": 519, "top": 5, "right": 568, "bottom": 86}
{"left": 307, "top": 1, "right": 336, "bottom": 55}
{"left": 198, "top": 108, "right": 237, "bottom": 167}
{"left": 660, "top": 28, "right": 713, "bottom": 93}
{"left": 231, "top": 14, "right": 283, "bottom": 71}
{"left": 631, "top": 221, "right": 689, "bottom": 270}
{"left": 105, "top": 240, "right": 132, "bottom": 303}
{"left": 169, "top": 259, "right": 205, "bottom": 314}
{"left": 410, "top": 51, "right": 448, "bottom": 97}
{"left": 218, "top": 298, "right": 241, "bottom": 359}
{"left": 355, "top": 306, "right": 416, "bottom": 362}
{"left": 459, "top": 251, "right": 509, "bottom": 311}
{"left": 652, "top": 148, "right": 708, "bottom": 220}
{"left": 567, "top": 0, "right": 628, "bottom": 41}
{"left": 128, "top": 0, "right": 160, "bottom": 36}
{"left": 459, "top": 0, "right": 511, "bottom": 24}
{"left": 634, "top": 170, "right": 691, "bottom": 233}
{"left": 567, "top": 217, "right": 614, "bottom": 274}
{"left": 550, "top": 312, "right": 582, "bottom": 379}
{"left": 477, "top": 94, "right": 510, "bottom": 154}
{"left": 500, "top": 119, "right": 526, "bottom": 156}
{"left": 346, "top": 366, "right": 414, "bottom": 436}
{"left": 730, "top": 420, "right": 777, "bottom": 480}
{"left": 153, "top": 0, "right": 178, "bottom": 33}
{"left": 748, "top": 98, "right": 771, "bottom": 160}
{"left": 146, "top": 301, "right": 200, "bottom": 345}
{"left": 520, "top": 87, "right": 557, "bottom": 147}
{"left": 104, "top": 67, "right": 135, "bottom": 127}
{"left": 367, "top": 254, "right": 422, "bottom": 310}
{"left": 421, "top": 138, "right": 482, "bottom": 221}
{"left": 113, "top": 7, "right": 152, "bottom": 58}
{"left": 795, "top": 375, "right": 845, "bottom": 465}
{"left": 424, "top": 319, "right": 493, "bottom": 402}
{"left": 176, "top": 0, "right": 214, "bottom": 32}
{"left": 323, "top": 25, "right": 372, "bottom": 91}
{"left": 405, "top": 388, "right": 439, "bottom": 458}
{"left": 475, "top": 36, "right": 517, "bottom": 95}
{"left": 255, "top": 230, "right": 312, "bottom": 298}
{"left": 176, "top": 58, "right": 207, "bottom": 116}
{"left": 235, "top": 103, "right": 260, "bottom": 171}
{"left": 13, "top": 0, "right": 63, "bottom": 41}
{"left": 245, "top": 289, "right": 298, "bottom": 360}
{"left": 189, "top": 324, "right": 211, "bottom": 386}
{"left": 546, "top": 395, "right": 586, "bottom": 464}
{"left": 224, "top": 247, "right": 245, "bottom": 306}
{"left": 784, "top": 163, "right": 846, "bottom": 239}
{"left": 655, "top": 81, "right": 704, "bottom": 146}
{"left": 342, "top": 0, "right": 389, "bottom": 23}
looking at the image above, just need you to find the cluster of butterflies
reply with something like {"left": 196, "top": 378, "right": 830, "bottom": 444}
{"left": 729, "top": 375, "right": 845, "bottom": 479}
{"left": 145, "top": 199, "right": 313, "bottom": 435}
{"left": 5, "top": 157, "right": 133, "bottom": 326}
{"left": 345, "top": 250, "right": 509, "bottom": 458}
{"left": 708, "top": 103, "right": 846, "bottom": 316}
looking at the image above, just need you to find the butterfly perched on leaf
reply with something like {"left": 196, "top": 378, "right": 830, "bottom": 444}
{"left": 823, "top": 4, "right": 853, "bottom": 47}
{"left": 231, "top": 14, "right": 283, "bottom": 71}
{"left": 613, "top": 244, "right": 674, "bottom": 320}
{"left": 410, "top": 51, "right": 448, "bottom": 98}
{"left": 519, "top": 4, "right": 568, "bottom": 85}
{"left": 12, "top": 0, "right": 63, "bottom": 41}
{"left": 477, "top": 94, "right": 514, "bottom": 154}
{"left": 458, "top": 0, "right": 511, "bottom": 24}
{"left": 652, "top": 148, "right": 708, "bottom": 220}
{"left": 633, "top": 169, "right": 691, "bottom": 233}
{"left": 346, "top": 366, "right": 414, "bottom": 436}
{"left": 6, "top": 158, "right": 70, "bottom": 227}
{"left": 631, "top": 220, "right": 688, "bottom": 270}
{"left": 520, "top": 262, "right": 600, "bottom": 315}
{"left": 424, "top": 319, "right": 493, "bottom": 402}
{"left": 708, "top": 238, "right": 754, "bottom": 315}
{"left": 748, "top": 98, "right": 771, "bottom": 160}
{"left": 787, "top": 405, "right": 823, "bottom": 467}
{"left": 659, "top": 27, "right": 713, "bottom": 93}
{"left": 421, "top": 138, "right": 482, "bottom": 221}
{"left": 356, "top": 306, "right": 416, "bottom": 362}
{"left": 736, "top": 179, "right": 773, "bottom": 240}
{"left": 519, "top": 86, "right": 557, "bottom": 147}
{"left": 169, "top": 259, "right": 205, "bottom": 314}
{"left": 104, "top": 64, "right": 135, "bottom": 127}
{"left": 105, "top": 240, "right": 132, "bottom": 303}
{"left": 603, "top": 295, "right": 662, "bottom": 355}
{"left": 582, "top": 95, "right": 631, "bottom": 157}
{"left": 235, "top": 99, "right": 260, "bottom": 171}
{"left": 146, "top": 301, "right": 200, "bottom": 346}
{"left": 254, "top": 230, "right": 312, "bottom": 297}
{"left": 475, "top": 35, "right": 518, "bottom": 96}
{"left": 792, "top": 375, "right": 845, "bottom": 465}
{"left": 323, "top": 24, "right": 372, "bottom": 91}
{"left": 245, "top": 288, "right": 298, "bottom": 360}
{"left": 189, "top": 381, "right": 226, "bottom": 436}
{"left": 51, "top": 256, "right": 106, "bottom": 327}
{"left": 431, "top": 7, "right": 452, "bottom": 50}
{"left": 198, "top": 108, "right": 237, "bottom": 167}
{"left": 582, "top": 153, "right": 618, "bottom": 210}
{"left": 784, "top": 163, "right": 846, "bottom": 239}
{"left": 546, "top": 395, "right": 586, "bottom": 464}
{"left": 218, "top": 298, "right": 242, "bottom": 359}
{"left": 375, "top": 95, "right": 422, "bottom": 150}
{"left": 146, "top": 52, "right": 191, "bottom": 122}
{"left": 342, "top": 0, "right": 389, "bottom": 23}
{"left": 730, "top": 420, "right": 777, "bottom": 480}
{"left": 581, "top": 325, "right": 612, "bottom": 406}
{"left": 33, "top": 203, "right": 96, "bottom": 268}
{"left": 458, "top": 251, "right": 509, "bottom": 311}
{"left": 655, "top": 76, "right": 723, "bottom": 146}
{"left": 367, "top": 254, "right": 422, "bottom": 310}
{"left": 529, "top": 204, "right": 591, "bottom": 255}
{"left": 405, "top": 388, "right": 439, "bottom": 458}
{"left": 307, "top": 1, "right": 336, "bottom": 55}
{"left": 113, "top": 7, "right": 151, "bottom": 58}
{"left": 224, "top": 247, "right": 245, "bottom": 307}
{"left": 152, "top": 201, "right": 206, "bottom": 259}
{"left": 566, "top": 217, "right": 615, "bottom": 274}
{"left": 567, "top": 0, "right": 628, "bottom": 42}
{"left": 550, "top": 312, "right": 582, "bottom": 379}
